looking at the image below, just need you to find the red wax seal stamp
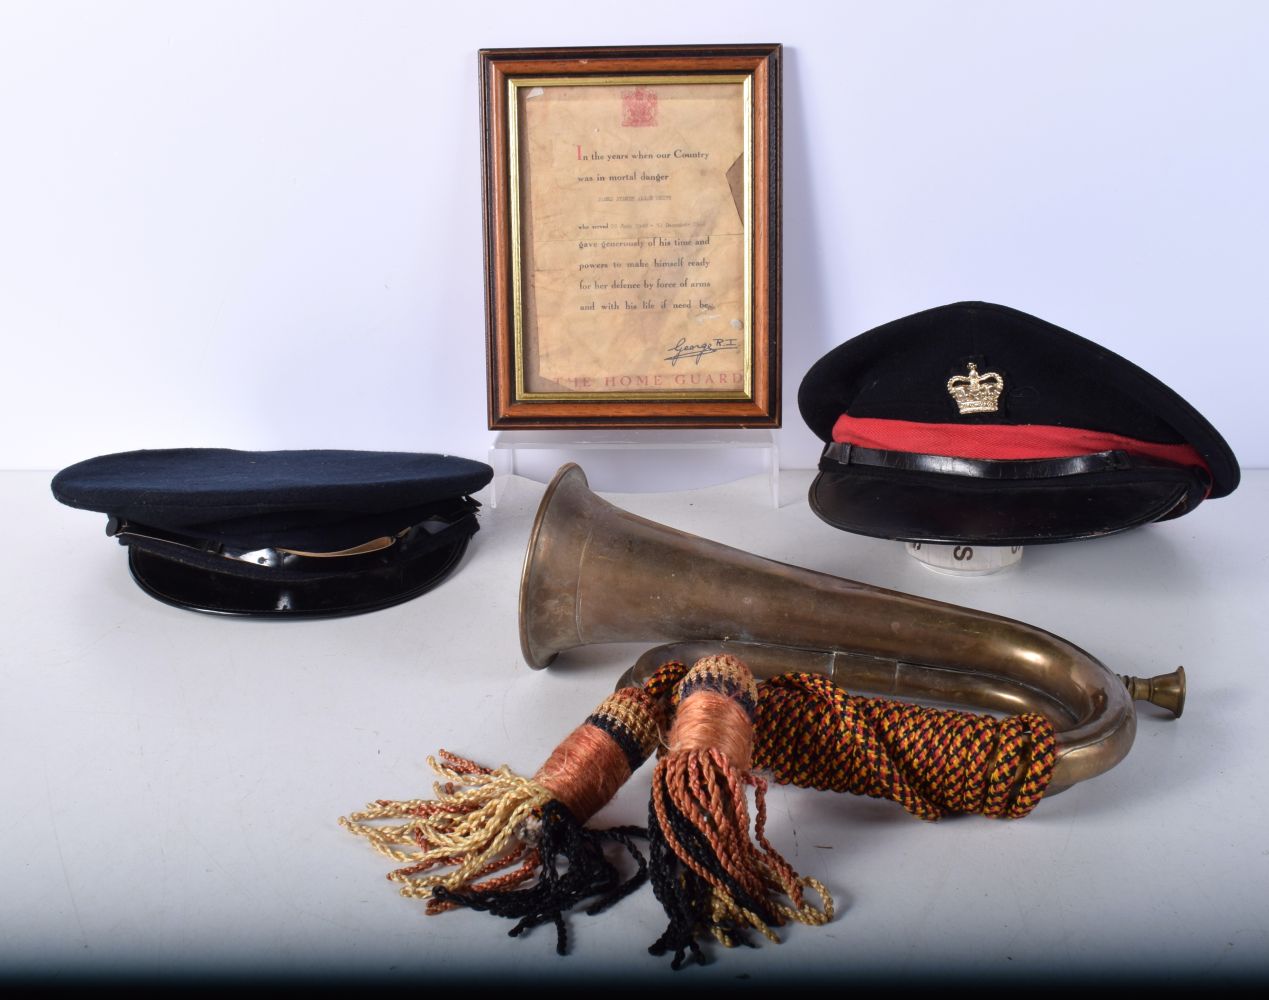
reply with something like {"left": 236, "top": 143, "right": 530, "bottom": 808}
{"left": 621, "top": 86, "right": 658, "bottom": 127}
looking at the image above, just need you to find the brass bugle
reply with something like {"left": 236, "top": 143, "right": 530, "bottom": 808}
{"left": 519, "top": 463, "right": 1184, "bottom": 795}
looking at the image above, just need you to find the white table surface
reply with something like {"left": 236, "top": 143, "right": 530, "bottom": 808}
{"left": 3, "top": 466, "right": 1266, "bottom": 988}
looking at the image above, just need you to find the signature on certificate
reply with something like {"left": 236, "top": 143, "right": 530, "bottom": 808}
{"left": 664, "top": 336, "right": 740, "bottom": 366}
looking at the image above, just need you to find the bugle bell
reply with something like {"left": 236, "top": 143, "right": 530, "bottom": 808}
{"left": 518, "top": 463, "right": 1183, "bottom": 795}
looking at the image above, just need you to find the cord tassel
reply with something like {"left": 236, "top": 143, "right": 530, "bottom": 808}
{"left": 339, "top": 684, "right": 665, "bottom": 954}
{"left": 645, "top": 655, "right": 832, "bottom": 969}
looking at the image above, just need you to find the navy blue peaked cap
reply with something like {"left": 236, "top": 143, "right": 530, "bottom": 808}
{"left": 52, "top": 449, "right": 494, "bottom": 617}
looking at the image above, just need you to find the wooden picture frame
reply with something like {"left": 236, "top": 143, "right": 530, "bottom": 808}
{"left": 479, "top": 44, "right": 782, "bottom": 429}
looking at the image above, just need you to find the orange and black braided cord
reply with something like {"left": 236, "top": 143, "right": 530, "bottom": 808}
{"left": 652, "top": 661, "right": 1058, "bottom": 821}
{"left": 754, "top": 671, "right": 1057, "bottom": 820}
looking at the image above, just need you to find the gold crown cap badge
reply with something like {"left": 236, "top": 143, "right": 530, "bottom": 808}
{"left": 946, "top": 362, "right": 1004, "bottom": 414}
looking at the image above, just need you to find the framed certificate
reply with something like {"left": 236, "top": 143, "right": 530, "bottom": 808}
{"left": 479, "top": 44, "right": 782, "bottom": 429}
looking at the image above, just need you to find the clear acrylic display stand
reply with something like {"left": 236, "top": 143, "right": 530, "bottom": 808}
{"left": 904, "top": 541, "right": 1023, "bottom": 576}
{"left": 487, "top": 429, "right": 780, "bottom": 508}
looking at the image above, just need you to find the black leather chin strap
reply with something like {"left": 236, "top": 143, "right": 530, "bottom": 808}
{"left": 107, "top": 496, "right": 481, "bottom": 573}
{"left": 823, "top": 442, "right": 1163, "bottom": 480}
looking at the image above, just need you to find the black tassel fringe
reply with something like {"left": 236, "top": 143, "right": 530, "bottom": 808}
{"left": 432, "top": 800, "right": 649, "bottom": 956}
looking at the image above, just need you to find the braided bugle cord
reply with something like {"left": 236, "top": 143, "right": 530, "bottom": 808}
{"left": 754, "top": 672, "right": 1058, "bottom": 820}
{"left": 338, "top": 681, "right": 667, "bottom": 955}
{"left": 646, "top": 655, "right": 833, "bottom": 970}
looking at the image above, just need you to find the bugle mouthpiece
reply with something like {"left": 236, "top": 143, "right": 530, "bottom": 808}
{"left": 1121, "top": 666, "right": 1186, "bottom": 719}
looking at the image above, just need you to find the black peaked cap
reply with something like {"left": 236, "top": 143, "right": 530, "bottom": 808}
{"left": 797, "top": 302, "right": 1238, "bottom": 546}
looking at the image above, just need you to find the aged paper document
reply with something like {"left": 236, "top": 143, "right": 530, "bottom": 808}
{"left": 515, "top": 80, "right": 749, "bottom": 396}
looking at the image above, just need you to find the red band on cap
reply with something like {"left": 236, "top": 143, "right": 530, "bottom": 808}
{"left": 831, "top": 414, "right": 1211, "bottom": 475}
